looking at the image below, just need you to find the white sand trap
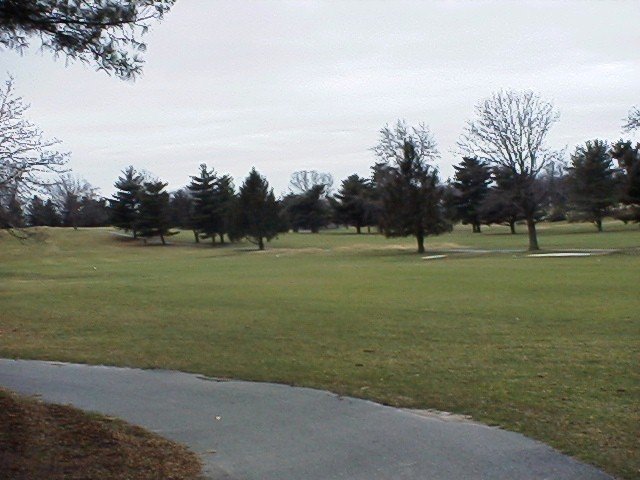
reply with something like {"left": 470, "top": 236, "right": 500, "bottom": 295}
{"left": 528, "top": 252, "right": 591, "bottom": 257}
{"left": 422, "top": 254, "right": 448, "bottom": 260}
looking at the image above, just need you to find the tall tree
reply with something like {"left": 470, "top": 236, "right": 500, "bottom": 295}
{"left": 565, "top": 140, "right": 618, "bottom": 231}
{"left": 372, "top": 120, "right": 450, "bottom": 253}
{"left": 214, "top": 174, "right": 236, "bottom": 244}
{"left": 458, "top": 90, "right": 561, "bottom": 250}
{"left": 188, "top": 164, "right": 221, "bottom": 244}
{"left": 109, "top": 166, "right": 143, "bottom": 238}
{"left": 236, "top": 168, "right": 280, "bottom": 250}
{"left": 0, "top": 0, "right": 175, "bottom": 79}
{"left": 137, "top": 180, "right": 174, "bottom": 245}
{"left": 450, "top": 157, "right": 491, "bottom": 233}
{"left": 333, "top": 174, "right": 375, "bottom": 234}
{"left": 0, "top": 77, "right": 68, "bottom": 232}
{"left": 610, "top": 140, "right": 640, "bottom": 224}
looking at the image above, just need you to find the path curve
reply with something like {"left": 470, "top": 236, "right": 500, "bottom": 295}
{"left": 0, "top": 359, "right": 611, "bottom": 480}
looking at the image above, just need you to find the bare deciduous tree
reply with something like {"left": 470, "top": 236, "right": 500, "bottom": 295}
{"left": 458, "top": 90, "right": 561, "bottom": 250}
{"left": 0, "top": 76, "right": 68, "bottom": 232}
{"left": 623, "top": 106, "right": 640, "bottom": 132}
{"left": 288, "top": 170, "right": 333, "bottom": 195}
{"left": 49, "top": 174, "right": 96, "bottom": 229}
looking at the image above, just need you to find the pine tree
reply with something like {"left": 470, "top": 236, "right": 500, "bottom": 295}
{"left": 566, "top": 140, "right": 618, "bottom": 231}
{"left": 27, "top": 196, "right": 60, "bottom": 226}
{"left": 109, "top": 166, "right": 143, "bottom": 238}
{"left": 451, "top": 157, "right": 491, "bottom": 233}
{"left": 610, "top": 141, "right": 640, "bottom": 224}
{"left": 137, "top": 181, "right": 175, "bottom": 245}
{"left": 214, "top": 174, "right": 236, "bottom": 244}
{"left": 188, "top": 164, "right": 221, "bottom": 244}
{"left": 372, "top": 121, "right": 450, "bottom": 253}
{"left": 333, "top": 174, "right": 375, "bottom": 234}
{"left": 479, "top": 168, "right": 521, "bottom": 234}
{"left": 236, "top": 168, "right": 280, "bottom": 250}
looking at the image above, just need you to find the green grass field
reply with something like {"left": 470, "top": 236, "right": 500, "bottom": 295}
{"left": 1, "top": 221, "right": 638, "bottom": 479}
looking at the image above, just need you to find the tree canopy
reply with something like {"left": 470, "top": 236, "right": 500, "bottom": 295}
{"left": 566, "top": 140, "right": 618, "bottom": 231}
{"left": 372, "top": 121, "right": 449, "bottom": 253}
{"left": 458, "top": 90, "right": 561, "bottom": 250}
{"left": 0, "top": 0, "right": 175, "bottom": 79}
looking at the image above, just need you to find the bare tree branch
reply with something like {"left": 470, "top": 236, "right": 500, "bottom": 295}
{"left": 623, "top": 106, "right": 640, "bottom": 132}
{"left": 0, "top": 76, "right": 69, "bottom": 230}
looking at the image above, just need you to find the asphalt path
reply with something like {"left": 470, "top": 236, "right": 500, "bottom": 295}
{"left": 0, "top": 359, "right": 612, "bottom": 480}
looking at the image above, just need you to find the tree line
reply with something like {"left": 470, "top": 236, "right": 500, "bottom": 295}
{"left": 1, "top": 77, "right": 638, "bottom": 251}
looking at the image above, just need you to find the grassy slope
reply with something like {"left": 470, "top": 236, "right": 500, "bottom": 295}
{"left": 0, "top": 222, "right": 638, "bottom": 479}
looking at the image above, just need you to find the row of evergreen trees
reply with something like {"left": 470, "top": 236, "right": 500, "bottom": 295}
{"left": 110, "top": 166, "right": 281, "bottom": 249}
{"left": 106, "top": 137, "right": 639, "bottom": 251}
{"left": 447, "top": 140, "right": 640, "bottom": 234}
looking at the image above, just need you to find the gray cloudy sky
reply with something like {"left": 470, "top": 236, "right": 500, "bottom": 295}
{"left": 3, "top": 0, "right": 639, "bottom": 195}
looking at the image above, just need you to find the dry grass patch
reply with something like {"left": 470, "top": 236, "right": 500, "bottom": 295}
{"left": 0, "top": 389, "right": 203, "bottom": 480}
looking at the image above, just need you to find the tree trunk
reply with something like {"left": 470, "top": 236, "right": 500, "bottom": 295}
{"left": 133, "top": 229, "right": 137, "bottom": 239}
{"left": 595, "top": 219, "right": 603, "bottom": 232}
{"left": 193, "top": 230, "right": 199, "bottom": 243}
{"left": 219, "top": 233, "right": 225, "bottom": 244}
{"left": 367, "top": 226, "right": 371, "bottom": 233}
{"left": 526, "top": 216, "right": 539, "bottom": 251}
{"left": 509, "top": 221, "right": 516, "bottom": 234}
{"left": 258, "top": 237, "right": 265, "bottom": 250}
{"left": 356, "top": 225, "right": 361, "bottom": 234}
{"left": 160, "top": 233, "right": 166, "bottom": 245}
{"left": 211, "top": 235, "right": 216, "bottom": 245}
{"left": 416, "top": 229, "right": 425, "bottom": 254}
{"left": 475, "top": 222, "right": 481, "bottom": 233}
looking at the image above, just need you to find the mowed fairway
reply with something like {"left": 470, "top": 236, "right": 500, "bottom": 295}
{"left": 1, "top": 223, "right": 638, "bottom": 479}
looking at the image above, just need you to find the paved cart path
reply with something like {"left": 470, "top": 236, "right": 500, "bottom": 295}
{"left": 0, "top": 359, "right": 612, "bottom": 480}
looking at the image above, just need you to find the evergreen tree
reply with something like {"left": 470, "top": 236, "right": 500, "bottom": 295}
{"left": 214, "top": 174, "right": 237, "bottom": 244}
{"left": 283, "top": 185, "right": 331, "bottom": 233}
{"left": 169, "top": 188, "right": 196, "bottom": 240}
{"left": 27, "top": 196, "right": 61, "bottom": 226}
{"left": 566, "top": 140, "right": 618, "bottom": 231}
{"left": 236, "top": 168, "right": 280, "bottom": 250}
{"left": 610, "top": 140, "right": 640, "bottom": 224}
{"left": 26, "top": 196, "right": 45, "bottom": 226}
{"left": 283, "top": 170, "right": 332, "bottom": 233}
{"left": 372, "top": 121, "right": 450, "bottom": 253}
{"left": 188, "top": 164, "right": 221, "bottom": 244}
{"left": 76, "top": 197, "right": 110, "bottom": 227}
{"left": 109, "top": 166, "right": 143, "bottom": 238}
{"left": 478, "top": 167, "right": 522, "bottom": 234}
{"left": 451, "top": 157, "right": 491, "bottom": 233}
{"left": 333, "top": 174, "right": 375, "bottom": 234}
{"left": 137, "top": 181, "right": 175, "bottom": 245}
{"left": 1, "top": 194, "right": 23, "bottom": 229}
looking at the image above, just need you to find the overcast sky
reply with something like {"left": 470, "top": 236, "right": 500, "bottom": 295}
{"left": 3, "top": 0, "right": 639, "bottom": 196}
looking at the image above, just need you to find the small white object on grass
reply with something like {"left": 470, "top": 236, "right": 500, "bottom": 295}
{"left": 422, "top": 255, "right": 447, "bottom": 260}
{"left": 528, "top": 252, "right": 591, "bottom": 258}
